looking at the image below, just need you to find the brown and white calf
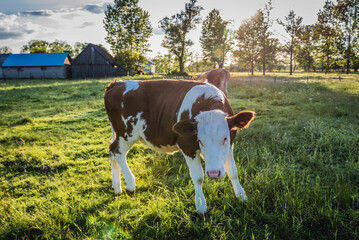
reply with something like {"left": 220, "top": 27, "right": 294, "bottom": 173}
{"left": 196, "top": 68, "right": 230, "bottom": 96}
{"left": 104, "top": 79, "right": 255, "bottom": 214}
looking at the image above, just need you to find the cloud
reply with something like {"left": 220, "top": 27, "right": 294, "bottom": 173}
{"left": 78, "top": 21, "right": 95, "bottom": 28}
{"left": 20, "top": 10, "right": 52, "bottom": 17}
{"left": 152, "top": 28, "right": 164, "bottom": 35}
{"left": 0, "top": 30, "right": 23, "bottom": 39}
{"left": 82, "top": 4, "right": 105, "bottom": 14}
{"left": 0, "top": 14, "right": 37, "bottom": 40}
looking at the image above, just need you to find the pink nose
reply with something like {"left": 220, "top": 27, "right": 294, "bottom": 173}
{"left": 207, "top": 170, "right": 221, "bottom": 179}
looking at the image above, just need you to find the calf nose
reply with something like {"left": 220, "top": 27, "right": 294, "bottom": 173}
{"left": 207, "top": 170, "right": 221, "bottom": 179}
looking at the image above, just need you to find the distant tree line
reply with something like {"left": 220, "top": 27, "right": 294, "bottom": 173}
{"left": 153, "top": 0, "right": 358, "bottom": 75}
{"left": 1, "top": 0, "right": 357, "bottom": 75}
{"left": 0, "top": 40, "right": 98, "bottom": 59}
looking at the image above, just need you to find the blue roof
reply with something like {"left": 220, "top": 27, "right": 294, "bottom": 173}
{"left": 2, "top": 53, "right": 70, "bottom": 67}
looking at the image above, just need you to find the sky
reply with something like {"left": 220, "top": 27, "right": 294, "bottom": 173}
{"left": 0, "top": 0, "right": 327, "bottom": 59}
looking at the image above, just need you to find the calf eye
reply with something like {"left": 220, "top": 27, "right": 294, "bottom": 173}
{"left": 223, "top": 137, "right": 228, "bottom": 144}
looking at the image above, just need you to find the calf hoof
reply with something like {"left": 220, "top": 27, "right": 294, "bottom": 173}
{"left": 114, "top": 188, "right": 123, "bottom": 195}
{"left": 196, "top": 211, "right": 207, "bottom": 219}
{"left": 237, "top": 192, "right": 248, "bottom": 202}
{"left": 126, "top": 189, "right": 135, "bottom": 197}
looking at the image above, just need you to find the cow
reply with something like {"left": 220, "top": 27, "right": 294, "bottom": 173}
{"left": 104, "top": 79, "right": 255, "bottom": 215}
{"left": 196, "top": 68, "right": 230, "bottom": 96}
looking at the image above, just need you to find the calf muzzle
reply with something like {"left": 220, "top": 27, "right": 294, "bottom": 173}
{"left": 207, "top": 170, "right": 221, "bottom": 179}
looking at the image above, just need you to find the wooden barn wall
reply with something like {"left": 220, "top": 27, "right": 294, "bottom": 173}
{"left": 73, "top": 48, "right": 109, "bottom": 65}
{"left": 72, "top": 64, "right": 113, "bottom": 78}
{"left": 2, "top": 66, "right": 68, "bottom": 79}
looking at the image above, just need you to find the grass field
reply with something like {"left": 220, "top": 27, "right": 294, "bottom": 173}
{"left": 1, "top": 73, "right": 359, "bottom": 239}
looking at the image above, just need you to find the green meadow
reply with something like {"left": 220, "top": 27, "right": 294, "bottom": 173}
{"left": 1, "top": 73, "right": 358, "bottom": 239}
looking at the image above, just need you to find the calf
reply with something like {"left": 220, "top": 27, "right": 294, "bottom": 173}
{"left": 196, "top": 68, "right": 230, "bottom": 96}
{"left": 104, "top": 79, "right": 255, "bottom": 214}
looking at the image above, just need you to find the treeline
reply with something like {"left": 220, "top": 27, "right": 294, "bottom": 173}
{"left": 1, "top": 0, "right": 357, "bottom": 75}
{"left": 0, "top": 40, "right": 102, "bottom": 59}
{"left": 153, "top": 0, "right": 359, "bottom": 75}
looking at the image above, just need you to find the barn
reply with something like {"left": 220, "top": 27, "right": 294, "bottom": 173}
{"left": 72, "top": 44, "right": 125, "bottom": 78}
{"left": 144, "top": 60, "right": 156, "bottom": 75}
{"left": 0, "top": 54, "right": 10, "bottom": 79}
{"left": 1, "top": 53, "right": 71, "bottom": 79}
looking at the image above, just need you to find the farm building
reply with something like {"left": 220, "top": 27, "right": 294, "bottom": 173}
{"left": 0, "top": 54, "right": 10, "bottom": 79}
{"left": 144, "top": 60, "right": 156, "bottom": 75}
{"left": 1, "top": 53, "right": 71, "bottom": 79}
{"left": 72, "top": 44, "right": 125, "bottom": 78}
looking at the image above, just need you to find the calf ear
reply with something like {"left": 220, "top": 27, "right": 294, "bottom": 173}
{"left": 227, "top": 111, "right": 255, "bottom": 130}
{"left": 172, "top": 120, "right": 198, "bottom": 137}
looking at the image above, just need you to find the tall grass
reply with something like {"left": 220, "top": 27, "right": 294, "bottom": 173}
{"left": 0, "top": 75, "right": 358, "bottom": 239}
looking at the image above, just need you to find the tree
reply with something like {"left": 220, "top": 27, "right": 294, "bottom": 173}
{"left": 314, "top": 1, "right": 337, "bottom": 73}
{"left": 0, "top": 46, "right": 13, "bottom": 54}
{"left": 297, "top": 25, "right": 316, "bottom": 71}
{"left": 333, "top": 0, "right": 359, "bottom": 74}
{"left": 234, "top": 12, "right": 260, "bottom": 75}
{"left": 159, "top": 0, "right": 203, "bottom": 75}
{"left": 200, "top": 9, "right": 233, "bottom": 69}
{"left": 104, "top": 0, "right": 152, "bottom": 74}
{"left": 256, "top": 0, "right": 274, "bottom": 75}
{"left": 49, "top": 40, "right": 74, "bottom": 56}
{"left": 21, "top": 40, "right": 50, "bottom": 53}
{"left": 277, "top": 10, "right": 303, "bottom": 75}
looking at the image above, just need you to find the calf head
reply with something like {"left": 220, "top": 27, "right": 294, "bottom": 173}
{"left": 173, "top": 110, "right": 255, "bottom": 179}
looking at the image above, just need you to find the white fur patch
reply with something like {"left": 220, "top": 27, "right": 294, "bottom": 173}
{"left": 121, "top": 112, "right": 147, "bottom": 141}
{"left": 123, "top": 80, "right": 140, "bottom": 95}
{"left": 178, "top": 84, "right": 225, "bottom": 121}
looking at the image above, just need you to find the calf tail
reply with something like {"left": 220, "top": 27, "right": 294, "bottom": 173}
{"left": 105, "top": 79, "right": 118, "bottom": 92}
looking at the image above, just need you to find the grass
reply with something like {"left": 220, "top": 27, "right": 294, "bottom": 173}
{"left": 1, "top": 73, "right": 358, "bottom": 239}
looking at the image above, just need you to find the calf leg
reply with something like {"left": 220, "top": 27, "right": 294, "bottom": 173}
{"left": 111, "top": 153, "right": 122, "bottom": 194}
{"left": 225, "top": 146, "right": 247, "bottom": 201}
{"left": 183, "top": 152, "right": 207, "bottom": 214}
{"left": 110, "top": 137, "right": 136, "bottom": 193}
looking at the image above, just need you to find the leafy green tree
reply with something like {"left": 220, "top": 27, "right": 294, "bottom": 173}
{"left": 234, "top": 12, "right": 260, "bottom": 75}
{"left": 152, "top": 53, "right": 178, "bottom": 74}
{"left": 159, "top": 0, "right": 203, "bottom": 75}
{"left": 277, "top": 10, "right": 303, "bottom": 75}
{"left": 49, "top": 40, "right": 74, "bottom": 56}
{"left": 333, "top": 0, "right": 359, "bottom": 74}
{"left": 104, "top": 0, "right": 152, "bottom": 75}
{"left": 0, "top": 46, "right": 13, "bottom": 54}
{"left": 200, "top": 9, "right": 233, "bottom": 69}
{"left": 297, "top": 25, "right": 316, "bottom": 71}
{"left": 21, "top": 40, "right": 50, "bottom": 53}
{"left": 314, "top": 1, "right": 337, "bottom": 73}
{"left": 256, "top": 0, "right": 274, "bottom": 75}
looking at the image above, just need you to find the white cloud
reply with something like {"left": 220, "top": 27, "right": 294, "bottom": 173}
{"left": 0, "top": 5, "right": 110, "bottom": 53}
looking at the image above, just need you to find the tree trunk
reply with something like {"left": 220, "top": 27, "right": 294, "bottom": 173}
{"left": 179, "top": 60, "right": 185, "bottom": 75}
{"left": 218, "top": 59, "right": 224, "bottom": 69}
{"left": 262, "top": 44, "right": 266, "bottom": 76}
{"left": 289, "top": 38, "right": 293, "bottom": 75}
{"left": 346, "top": 35, "right": 351, "bottom": 74}
{"left": 251, "top": 60, "right": 254, "bottom": 75}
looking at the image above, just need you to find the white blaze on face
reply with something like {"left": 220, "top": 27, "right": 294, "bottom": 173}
{"left": 195, "top": 110, "right": 231, "bottom": 179}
